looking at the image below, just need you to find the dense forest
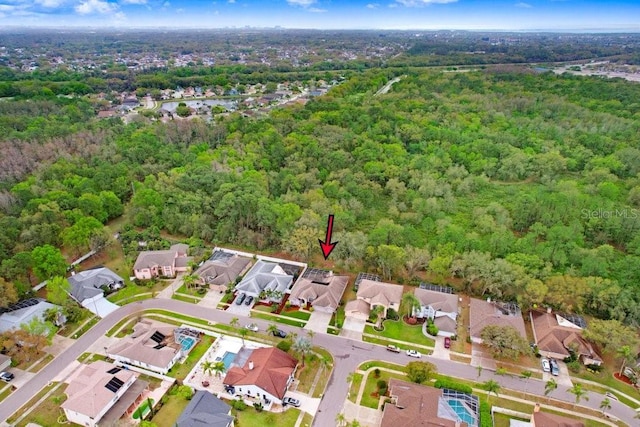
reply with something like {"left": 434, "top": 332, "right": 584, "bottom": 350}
{"left": 1, "top": 66, "right": 640, "bottom": 327}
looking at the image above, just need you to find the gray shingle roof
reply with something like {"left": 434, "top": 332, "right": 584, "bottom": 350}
{"left": 176, "top": 390, "right": 233, "bottom": 427}
{"left": 68, "top": 267, "right": 124, "bottom": 302}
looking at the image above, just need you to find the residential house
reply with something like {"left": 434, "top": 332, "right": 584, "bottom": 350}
{"left": 413, "top": 288, "right": 459, "bottom": 337}
{"left": 223, "top": 347, "right": 298, "bottom": 405}
{"left": 530, "top": 309, "right": 601, "bottom": 366}
{"left": 0, "top": 298, "right": 63, "bottom": 334}
{"left": 106, "top": 320, "right": 195, "bottom": 374}
{"left": 62, "top": 360, "right": 148, "bottom": 427}
{"left": 289, "top": 269, "right": 348, "bottom": 313}
{"left": 133, "top": 243, "right": 192, "bottom": 280}
{"left": 531, "top": 404, "right": 584, "bottom": 427}
{"left": 469, "top": 298, "right": 527, "bottom": 344}
{"left": 234, "top": 260, "right": 293, "bottom": 301}
{"left": 382, "top": 379, "right": 478, "bottom": 427}
{"left": 67, "top": 267, "right": 123, "bottom": 317}
{"left": 344, "top": 279, "right": 403, "bottom": 320}
{"left": 194, "top": 252, "right": 252, "bottom": 292}
{"left": 175, "top": 390, "right": 234, "bottom": 427}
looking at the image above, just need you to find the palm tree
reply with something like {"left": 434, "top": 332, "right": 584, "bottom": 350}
{"left": 599, "top": 397, "right": 611, "bottom": 415}
{"left": 617, "top": 345, "right": 634, "bottom": 376}
{"left": 350, "top": 420, "right": 361, "bottom": 427}
{"left": 567, "top": 383, "right": 589, "bottom": 407}
{"left": 292, "top": 336, "right": 312, "bottom": 368}
{"left": 520, "top": 370, "right": 532, "bottom": 395}
{"left": 370, "top": 305, "right": 385, "bottom": 328}
{"left": 544, "top": 378, "right": 557, "bottom": 397}
{"left": 335, "top": 412, "right": 347, "bottom": 427}
{"left": 482, "top": 379, "right": 501, "bottom": 404}
{"left": 213, "top": 361, "right": 226, "bottom": 378}
{"left": 230, "top": 317, "right": 239, "bottom": 329}
{"left": 476, "top": 365, "right": 483, "bottom": 378}
{"left": 239, "top": 327, "right": 249, "bottom": 347}
{"left": 401, "top": 292, "right": 421, "bottom": 319}
{"left": 183, "top": 274, "right": 197, "bottom": 291}
{"left": 267, "top": 323, "right": 279, "bottom": 336}
{"left": 202, "top": 360, "right": 215, "bottom": 376}
{"left": 320, "top": 356, "right": 332, "bottom": 373}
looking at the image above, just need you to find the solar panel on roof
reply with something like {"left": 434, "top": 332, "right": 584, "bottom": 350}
{"left": 153, "top": 344, "right": 166, "bottom": 350}
{"left": 107, "top": 367, "right": 121, "bottom": 374}
{"left": 354, "top": 272, "right": 381, "bottom": 290}
{"left": 209, "top": 250, "right": 235, "bottom": 262}
{"left": 150, "top": 331, "right": 165, "bottom": 343}
{"left": 560, "top": 313, "right": 587, "bottom": 328}
{"left": 419, "top": 282, "right": 454, "bottom": 294}
{"left": 0, "top": 298, "right": 42, "bottom": 314}
{"left": 105, "top": 377, "right": 124, "bottom": 393}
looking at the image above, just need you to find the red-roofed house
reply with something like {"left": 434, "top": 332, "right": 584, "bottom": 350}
{"left": 223, "top": 347, "right": 297, "bottom": 405}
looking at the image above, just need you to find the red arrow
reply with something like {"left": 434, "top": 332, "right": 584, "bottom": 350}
{"left": 319, "top": 214, "right": 338, "bottom": 260}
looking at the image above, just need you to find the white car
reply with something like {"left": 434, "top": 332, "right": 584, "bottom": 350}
{"left": 541, "top": 358, "right": 550, "bottom": 373}
{"left": 283, "top": 397, "right": 301, "bottom": 407}
{"left": 244, "top": 323, "right": 259, "bottom": 332}
{"left": 406, "top": 349, "right": 422, "bottom": 358}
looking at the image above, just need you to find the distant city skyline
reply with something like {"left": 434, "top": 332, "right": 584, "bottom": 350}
{"left": 0, "top": 0, "right": 639, "bottom": 32}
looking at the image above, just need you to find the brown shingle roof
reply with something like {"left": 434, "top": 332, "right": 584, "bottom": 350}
{"left": 195, "top": 255, "right": 252, "bottom": 286}
{"left": 414, "top": 288, "right": 458, "bottom": 313}
{"left": 530, "top": 310, "right": 600, "bottom": 361}
{"left": 62, "top": 361, "right": 138, "bottom": 419}
{"left": 382, "top": 379, "right": 468, "bottom": 427}
{"left": 469, "top": 298, "right": 527, "bottom": 340}
{"left": 532, "top": 411, "right": 584, "bottom": 427}
{"left": 223, "top": 347, "right": 297, "bottom": 400}
{"left": 356, "top": 279, "right": 403, "bottom": 308}
{"left": 289, "top": 274, "right": 349, "bottom": 312}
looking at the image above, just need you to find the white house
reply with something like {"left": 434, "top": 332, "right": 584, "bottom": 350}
{"left": 67, "top": 267, "right": 123, "bottom": 317}
{"left": 413, "top": 288, "right": 459, "bottom": 337}
{"left": 234, "top": 260, "right": 293, "bottom": 301}
{"left": 62, "top": 360, "right": 148, "bottom": 427}
{"left": 223, "top": 347, "right": 297, "bottom": 405}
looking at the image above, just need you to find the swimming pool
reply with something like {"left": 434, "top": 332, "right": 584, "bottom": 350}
{"left": 215, "top": 351, "right": 237, "bottom": 370}
{"left": 447, "top": 399, "right": 476, "bottom": 425}
{"left": 180, "top": 336, "right": 196, "bottom": 352}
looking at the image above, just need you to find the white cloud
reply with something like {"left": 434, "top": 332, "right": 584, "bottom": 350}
{"left": 162, "top": 0, "right": 169, "bottom": 7}
{"left": 515, "top": 1, "right": 532, "bottom": 7}
{"left": 308, "top": 7, "right": 326, "bottom": 12}
{"left": 0, "top": 4, "right": 17, "bottom": 11}
{"left": 287, "top": 0, "right": 316, "bottom": 6}
{"left": 120, "top": 0, "right": 147, "bottom": 4}
{"left": 227, "top": 0, "right": 235, "bottom": 3}
{"left": 75, "top": 0, "right": 118, "bottom": 14}
{"left": 35, "top": 0, "right": 67, "bottom": 7}
{"left": 366, "top": 3, "right": 379, "bottom": 8}
{"left": 395, "top": 0, "right": 457, "bottom": 6}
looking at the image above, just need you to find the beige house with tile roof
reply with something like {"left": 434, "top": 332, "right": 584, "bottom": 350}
{"left": 414, "top": 288, "right": 459, "bottom": 337}
{"left": 194, "top": 254, "right": 252, "bottom": 292}
{"left": 345, "top": 279, "right": 403, "bottom": 320}
{"left": 469, "top": 298, "right": 527, "bottom": 344}
{"left": 133, "top": 243, "right": 192, "bottom": 280}
{"left": 289, "top": 271, "right": 348, "bottom": 313}
{"left": 530, "top": 309, "right": 601, "bottom": 365}
{"left": 62, "top": 361, "right": 148, "bottom": 427}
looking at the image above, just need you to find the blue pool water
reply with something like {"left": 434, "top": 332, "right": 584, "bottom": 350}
{"left": 447, "top": 399, "right": 475, "bottom": 425}
{"left": 215, "top": 351, "right": 237, "bottom": 370}
{"left": 180, "top": 337, "right": 196, "bottom": 352}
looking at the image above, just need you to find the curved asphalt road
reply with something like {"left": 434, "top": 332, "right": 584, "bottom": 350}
{"left": 0, "top": 299, "right": 637, "bottom": 426}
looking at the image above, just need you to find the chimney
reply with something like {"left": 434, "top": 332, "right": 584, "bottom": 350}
{"left": 248, "top": 361, "right": 254, "bottom": 370}
{"left": 546, "top": 307, "right": 552, "bottom": 314}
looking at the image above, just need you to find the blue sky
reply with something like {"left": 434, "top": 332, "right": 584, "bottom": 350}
{"left": 1, "top": 0, "right": 639, "bottom": 31}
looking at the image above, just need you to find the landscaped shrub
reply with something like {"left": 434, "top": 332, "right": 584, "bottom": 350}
{"left": 231, "top": 399, "right": 247, "bottom": 411}
{"left": 586, "top": 363, "right": 603, "bottom": 373}
{"left": 426, "top": 320, "right": 439, "bottom": 336}
{"left": 381, "top": 397, "right": 392, "bottom": 411}
{"left": 253, "top": 402, "right": 264, "bottom": 412}
{"left": 374, "top": 368, "right": 381, "bottom": 378}
{"left": 276, "top": 340, "right": 292, "bottom": 352}
{"left": 479, "top": 401, "right": 492, "bottom": 427}
{"left": 434, "top": 378, "right": 473, "bottom": 394}
{"left": 386, "top": 308, "right": 399, "bottom": 320}
{"left": 377, "top": 379, "right": 388, "bottom": 396}
{"left": 567, "top": 360, "right": 581, "bottom": 373}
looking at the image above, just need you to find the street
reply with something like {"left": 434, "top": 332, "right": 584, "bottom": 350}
{"left": 0, "top": 298, "right": 637, "bottom": 426}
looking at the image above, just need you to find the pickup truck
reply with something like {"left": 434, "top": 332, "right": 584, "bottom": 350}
{"left": 386, "top": 345, "right": 401, "bottom": 353}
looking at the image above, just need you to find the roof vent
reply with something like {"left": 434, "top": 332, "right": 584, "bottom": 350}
{"left": 249, "top": 361, "right": 254, "bottom": 370}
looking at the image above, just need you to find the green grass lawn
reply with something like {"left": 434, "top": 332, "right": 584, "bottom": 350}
{"left": 348, "top": 373, "right": 363, "bottom": 403}
{"left": 172, "top": 293, "right": 201, "bottom": 304}
{"left": 14, "top": 383, "right": 67, "bottom": 427}
{"left": 364, "top": 320, "right": 434, "bottom": 347}
{"left": 233, "top": 406, "right": 300, "bottom": 427}
{"left": 167, "top": 335, "right": 215, "bottom": 379}
{"left": 70, "top": 316, "right": 99, "bottom": 338}
{"left": 279, "top": 310, "right": 311, "bottom": 321}
{"left": 150, "top": 393, "right": 190, "bottom": 427}
{"left": 57, "top": 307, "right": 93, "bottom": 337}
{"left": 107, "top": 283, "right": 154, "bottom": 303}
{"left": 361, "top": 370, "right": 406, "bottom": 409}
{"left": 251, "top": 312, "right": 306, "bottom": 327}
{"left": 301, "top": 412, "right": 314, "bottom": 427}
{"left": 575, "top": 369, "right": 640, "bottom": 401}
{"left": 0, "top": 386, "right": 13, "bottom": 402}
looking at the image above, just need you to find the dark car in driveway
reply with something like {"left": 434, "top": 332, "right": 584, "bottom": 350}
{"left": 235, "top": 293, "right": 246, "bottom": 305}
{"left": 444, "top": 337, "right": 451, "bottom": 349}
{"left": 244, "top": 295, "right": 254, "bottom": 306}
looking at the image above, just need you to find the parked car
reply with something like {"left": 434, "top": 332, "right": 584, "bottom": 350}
{"left": 245, "top": 323, "right": 259, "bottom": 332}
{"left": 550, "top": 359, "right": 559, "bottom": 376}
{"left": 386, "top": 345, "right": 401, "bottom": 353}
{"left": 541, "top": 358, "right": 551, "bottom": 373}
{"left": 244, "top": 295, "right": 254, "bottom": 306}
{"left": 272, "top": 328, "right": 287, "bottom": 338}
{"left": 605, "top": 392, "right": 619, "bottom": 401}
{"left": 283, "top": 397, "right": 301, "bottom": 407}
{"left": 0, "top": 372, "right": 14, "bottom": 382}
{"left": 406, "top": 349, "right": 422, "bottom": 358}
{"left": 444, "top": 337, "right": 451, "bottom": 349}
{"left": 235, "top": 293, "right": 246, "bottom": 305}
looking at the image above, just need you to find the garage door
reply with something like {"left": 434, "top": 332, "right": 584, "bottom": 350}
{"left": 81, "top": 296, "right": 119, "bottom": 318}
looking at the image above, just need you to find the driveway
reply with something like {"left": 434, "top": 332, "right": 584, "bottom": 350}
{"left": 305, "top": 311, "right": 332, "bottom": 334}
{"left": 283, "top": 390, "right": 321, "bottom": 415}
{"left": 226, "top": 301, "right": 252, "bottom": 316}
{"left": 156, "top": 273, "right": 185, "bottom": 299}
{"left": 197, "top": 290, "right": 225, "bottom": 309}
{"left": 343, "top": 400, "right": 383, "bottom": 427}
{"left": 543, "top": 361, "right": 573, "bottom": 387}
{"left": 470, "top": 343, "right": 497, "bottom": 370}
{"left": 431, "top": 336, "right": 451, "bottom": 360}
{"left": 340, "top": 317, "right": 366, "bottom": 340}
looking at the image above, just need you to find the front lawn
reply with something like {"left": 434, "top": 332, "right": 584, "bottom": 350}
{"left": 364, "top": 320, "right": 435, "bottom": 347}
{"left": 348, "top": 373, "right": 363, "bottom": 403}
{"left": 150, "top": 392, "right": 190, "bottom": 427}
{"left": 167, "top": 335, "right": 215, "bottom": 379}
{"left": 14, "top": 383, "right": 67, "bottom": 427}
{"left": 361, "top": 370, "right": 406, "bottom": 409}
{"left": 233, "top": 406, "right": 300, "bottom": 427}
{"left": 280, "top": 309, "right": 311, "bottom": 321}
{"left": 251, "top": 312, "right": 306, "bottom": 327}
